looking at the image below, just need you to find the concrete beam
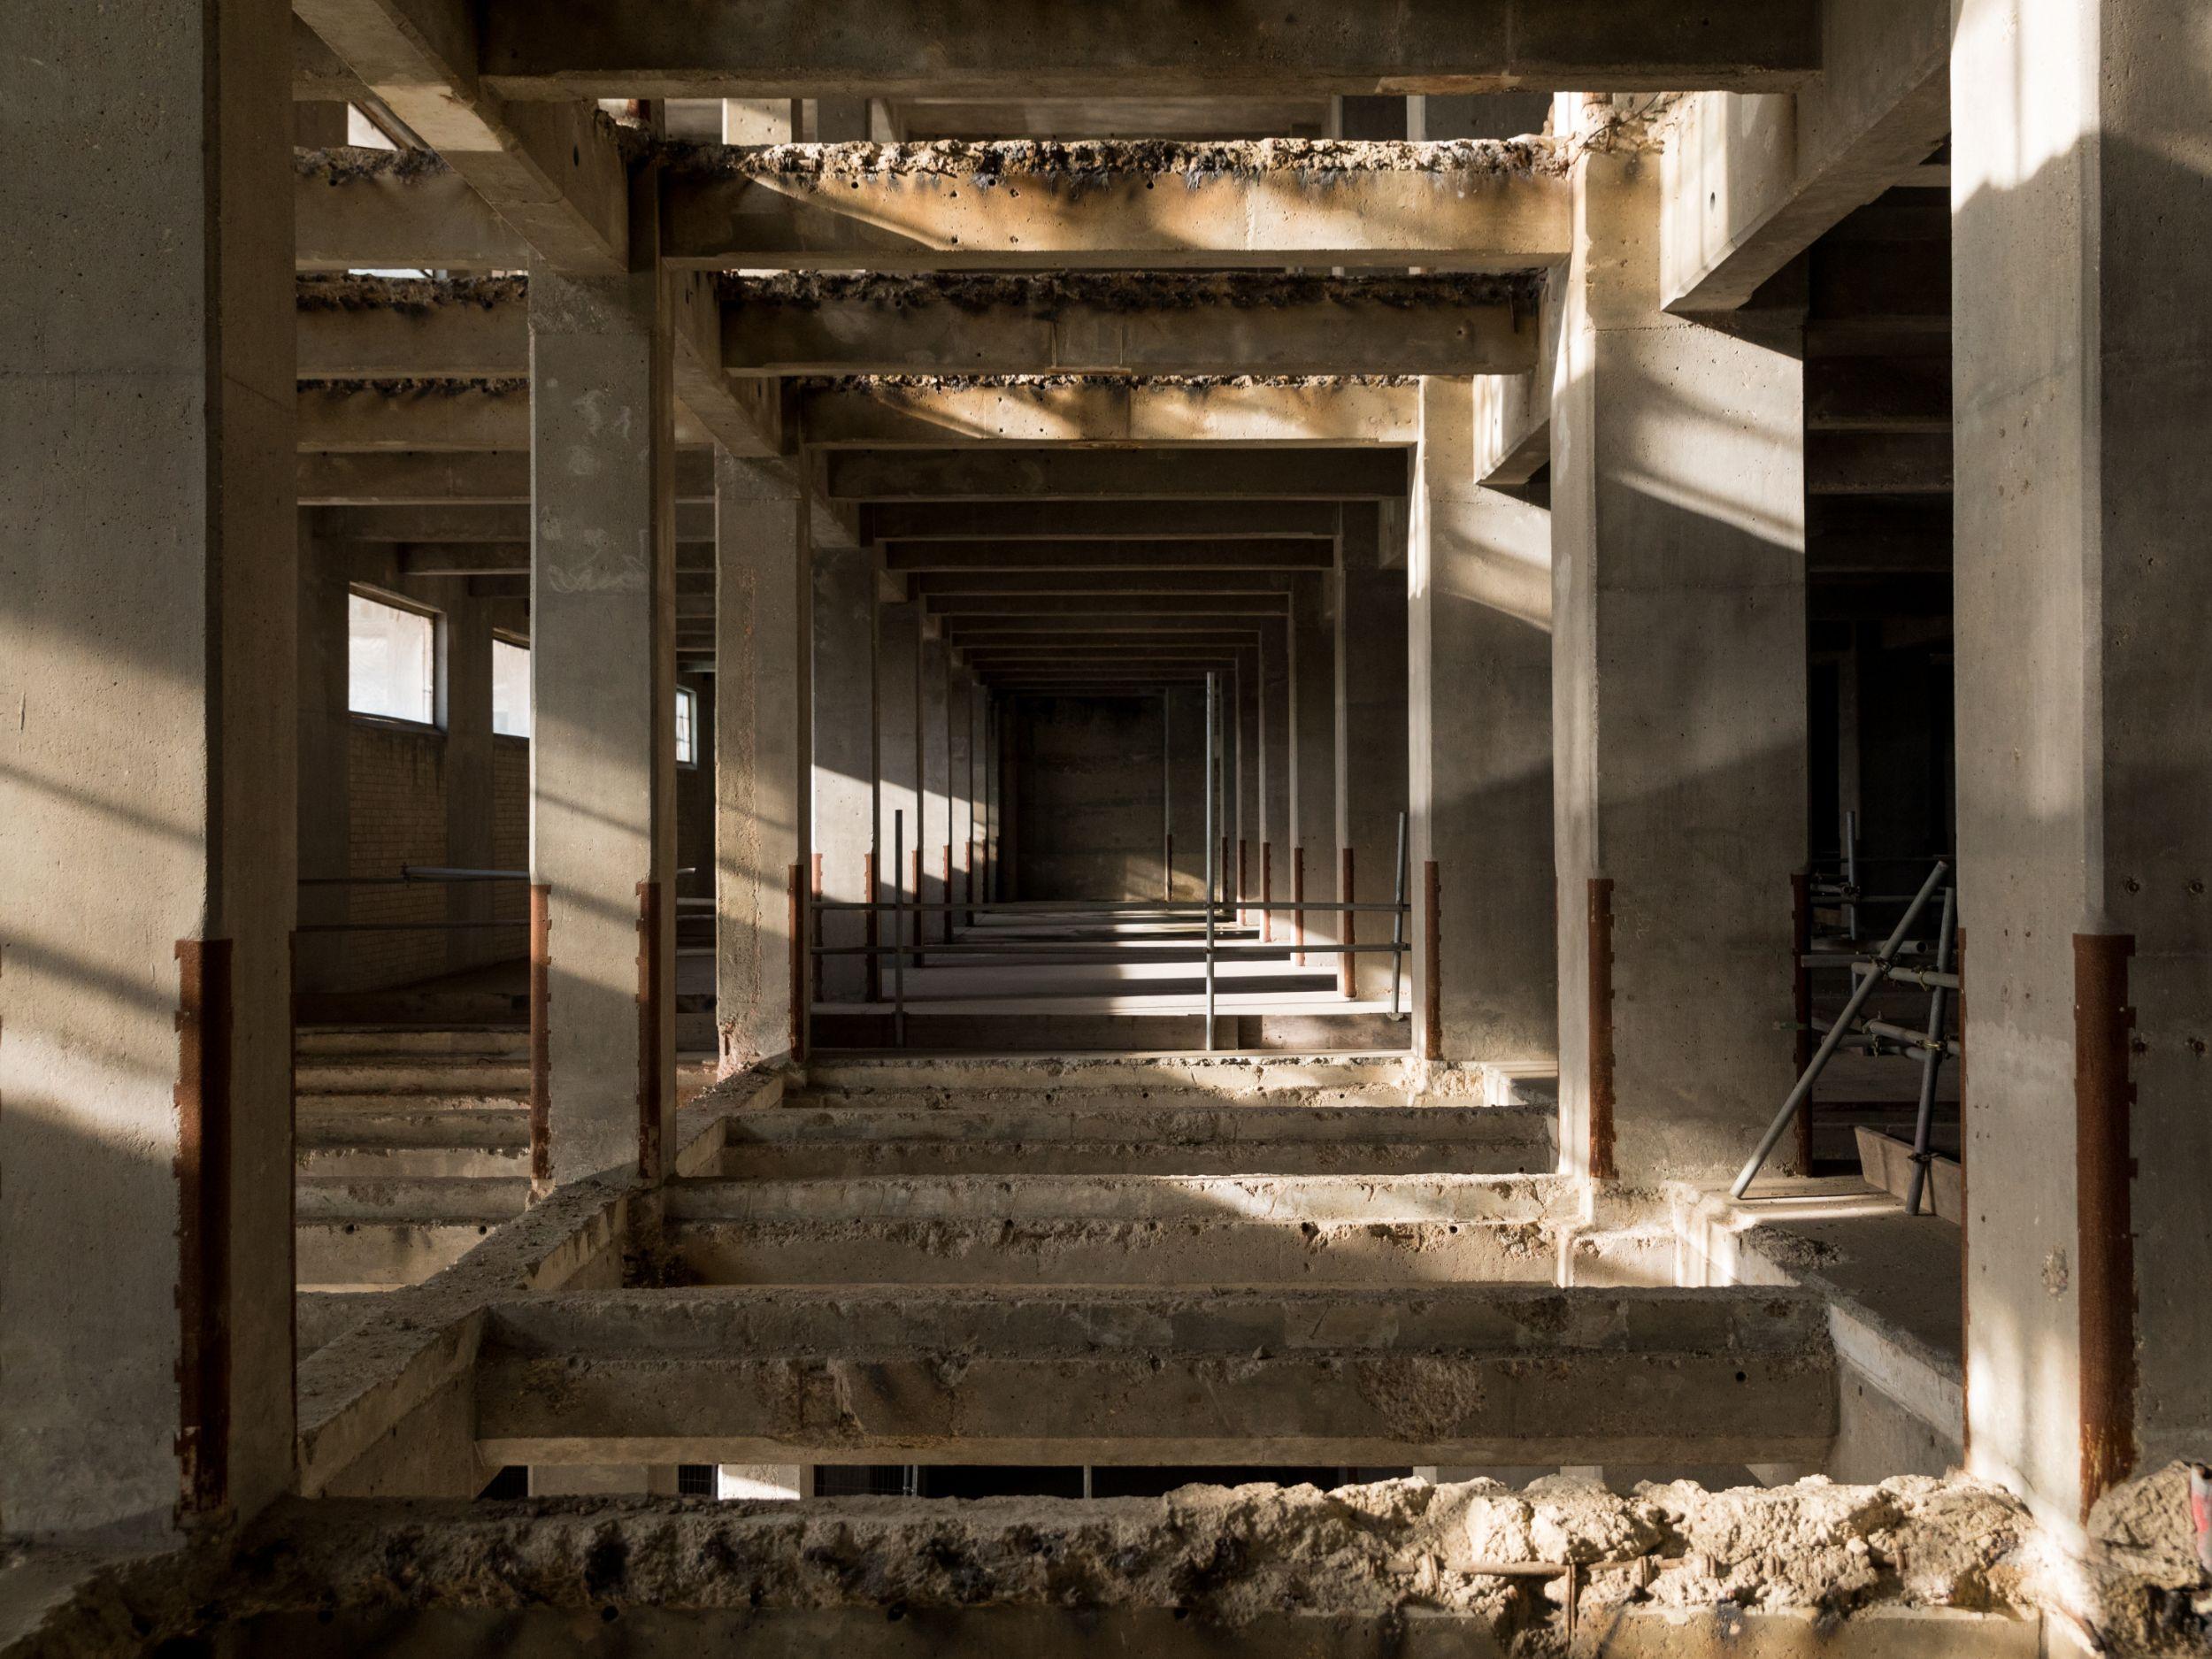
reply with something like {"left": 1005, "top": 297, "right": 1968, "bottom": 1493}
{"left": 726, "top": 273, "right": 1534, "bottom": 377}
{"left": 885, "top": 540, "right": 1335, "bottom": 572}
{"left": 296, "top": 382, "right": 717, "bottom": 451}
{"left": 671, "top": 269, "right": 784, "bottom": 458}
{"left": 920, "top": 593, "right": 1292, "bottom": 611}
{"left": 942, "top": 615, "right": 1274, "bottom": 633}
{"left": 476, "top": 3, "right": 1822, "bottom": 99}
{"left": 869, "top": 500, "right": 1341, "bottom": 541}
{"left": 396, "top": 543, "right": 714, "bottom": 577}
{"left": 915, "top": 573, "right": 1294, "bottom": 598}
{"left": 957, "top": 633, "right": 1265, "bottom": 653}
{"left": 296, "top": 276, "right": 529, "bottom": 378}
{"left": 829, "top": 449, "right": 1407, "bottom": 501}
{"left": 799, "top": 378, "right": 1417, "bottom": 448}
{"left": 1805, "top": 431, "right": 1954, "bottom": 495}
{"left": 1662, "top": 0, "right": 1949, "bottom": 313}
{"left": 474, "top": 1285, "right": 1835, "bottom": 1465}
{"left": 301, "top": 449, "right": 717, "bottom": 505}
{"left": 316, "top": 502, "right": 714, "bottom": 541}
{"left": 660, "top": 145, "right": 1571, "bottom": 273}
{"left": 296, "top": 150, "right": 529, "bottom": 273}
{"left": 292, "top": 0, "right": 629, "bottom": 273}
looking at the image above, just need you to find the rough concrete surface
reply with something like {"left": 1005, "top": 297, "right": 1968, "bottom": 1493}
{"left": 295, "top": 274, "right": 526, "bottom": 312}
{"left": 25, "top": 1471, "right": 2210, "bottom": 1656}
{"left": 719, "top": 270, "right": 1537, "bottom": 312}
{"left": 667, "top": 137, "right": 1565, "bottom": 181}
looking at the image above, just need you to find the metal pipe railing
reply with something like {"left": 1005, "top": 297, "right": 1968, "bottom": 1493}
{"left": 1203, "top": 671, "right": 1217, "bottom": 1053}
{"left": 1732, "top": 859, "right": 1949, "bottom": 1200}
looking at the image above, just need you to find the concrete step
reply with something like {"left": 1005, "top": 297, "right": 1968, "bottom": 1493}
{"left": 296, "top": 1087, "right": 527, "bottom": 1112}
{"left": 296, "top": 1174, "right": 530, "bottom": 1223}
{"left": 296, "top": 1105, "right": 530, "bottom": 1148}
{"left": 801, "top": 1055, "right": 1412, "bottom": 1098}
{"left": 296, "top": 1025, "right": 528, "bottom": 1057}
{"left": 296, "top": 1221, "right": 503, "bottom": 1289}
{"left": 477, "top": 1283, "right": 1835, "bottom": 1468}
{"left": 667, "top": 1213, "right": 1563, "bottom": 1286}
{"left": 714, "top": 1102, "right": 1554, "bottom": 1178}
{"left": 297, "top": 1143, "right": 526, "bottom": 1179}
{"left": 667, "top": 1171, "right": 1577, "bottom": 1226}
{"left": 295, "top": 1056, "right": 534, "bottom": 1094}
{"left": 664, "top": 1171, "right": 1576, "bottom": 1286}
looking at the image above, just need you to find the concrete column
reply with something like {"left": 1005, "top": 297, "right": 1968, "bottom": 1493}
{"left": 1263, "top": 621, "right": 1292, "bottom": 939}
{"left": 1335, "top": 504, "right": 1409, "bottom": 1002}
{"left": 1166, "top": 687, "right": 1210, "bottom": 900}
{"left": 1550, "top": 144, "right": 1806, "bottom": 1182}
{"left": 1290, "top": 571, "right": 1340, "bottom": 962}
{"left": 877, "top": 598, "right": 923, "bottom": 953}
{"left": 441, "top": 595, "right": 495, "bottom": 972}
{"left": 297, "top": 512, "right": 354, "bottom": 993}
{"left": 971, "top": 681, "right": 991, "bottom": 905}
{"left": 1, "top": 0, "right": 296, "bottom": 1533}
{"left": 1409, "top": 377, "right": 1557, "bottom": 1071}
{"left": 947, "top": 664, "right": 974, "bottom": 926}
{"left": 1236, "top": 656, "right": 1261, "bottom": 914}
{"left": 1954, "top": 0, "right": 2212, "bottom": 1531}
{"left": 920, "top": 633, "right": 951, "bottom": 941}
{"left": 528, "top": 229, "right": 679, "bottom": 1188}
{"left": 811, "top": 546, "right": 876, "bottom": 1002}
{"left": 714, "top": 453, "right": 807, "bottom": 1069}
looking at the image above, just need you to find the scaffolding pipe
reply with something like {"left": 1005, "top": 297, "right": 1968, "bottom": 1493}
{"left": 1389, "top": 811, "right": 1408, "bottom": 1019}
{"left": 892, "top": 810, "right": 907, "bottom": 1050}
{"left": 1732, "top": 859, "right": 1949, "bottom": 1201}
{"left": 1905, "top": 885, "right": 1958, "bottom": 1217}
{"left": 1841, "top": 810, "right": 1860, "bottom": 941}
{"left": 1203, "top": 672, "right": 1218, "bottom": 1053}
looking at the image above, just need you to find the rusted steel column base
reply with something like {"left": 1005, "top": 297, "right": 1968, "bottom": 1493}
{"left": 529, "top": 884, "right": 552, "bottom": 1195}
{"left": 1421, "top": 861, "right": 1442, "bottom": 1064}
{"left": 1339, "top": 848, "right": 1356, "bottom": 999}
{"left": 2074, "top": 932, "right": 2137, "bottom": 1518}
{"left": 1587, "top": 877, "right": 1617, "bottom": 1181}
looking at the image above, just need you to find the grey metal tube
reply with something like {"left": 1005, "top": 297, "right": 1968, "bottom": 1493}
{"left": 1905, "top": 885, "right": 1958, "bottom": 1217}
{"left": 1731, "top": 859, "right": 1949, "bottom": 1201}
{"left": 1203, "top": 672, "right": 1217, "bottom": 1053}
{"left": 892, "top": 809, "right": 906, "bottom": 1050}
{"left": 1389, "top": 812, "right": 1409, "bottom": 1018}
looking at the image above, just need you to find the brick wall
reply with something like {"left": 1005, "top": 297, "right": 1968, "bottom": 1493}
{"left": 342, "top": 721, "right": 451, "bottom": 988}
{"left": 493, "top": 735, "right": 528, "bottom": 926}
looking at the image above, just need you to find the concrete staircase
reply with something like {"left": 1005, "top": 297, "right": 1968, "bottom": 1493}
{"left": 294, "top": 1026, "right": 534, "bottom": 1290}
{"left": 292, "top": 1024, "right": 726, "bottom": 1289}
{"left": 676, "top": 1072, "right": 1565, "bottom": 1286}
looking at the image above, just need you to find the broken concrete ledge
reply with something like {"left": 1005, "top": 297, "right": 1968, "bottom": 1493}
{"left": 664, "top": 1214, "right": 1563, "bottom": 1289}
{"left": 665, "top": 1171, "right": 1579, "bottom": 1225}
{"left": 293, "top": 1071, "right": 780, "bottom": 1494}
{"left": 294, "top": 1174, "right": 634, "bottom": 1495}
{"left": 801, "top": 1052, "right": 1414, "bottom": 1096}
{"left": 665, "top": 136, "right": 1566, "bottom": 181}
{"left": 4, "top": 1476, "right": 2077, "bottom": 1658}
{"left": 719, "top": 269, "right": 1538, "bottom": 312}
{"left": 296, "top": 273, "right": 526, "bottom": 312}
{"left": 476, "top": 1284, "right": 1837, "bottom": 1468}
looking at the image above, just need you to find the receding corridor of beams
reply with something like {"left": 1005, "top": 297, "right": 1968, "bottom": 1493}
{"left": 5, "top": 3, "right": 2212, "bottom": 1655}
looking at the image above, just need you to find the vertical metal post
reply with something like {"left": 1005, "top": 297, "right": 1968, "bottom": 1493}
{"left": 1162, "top": 691, "right": 1173, "bottom": 901}
{"left": 1388, "top": 811, "right": 1408, "bottom": 1018}
{"left": 1732, "top": 859, "right": 1948, "bottom": 1200}
{"left": 1904, "top": 884, "right": 1958, "bottom": 1217}
{"left": 892, "top": 810, "right": 906, "bottom": 1050}
{"left": 1841, "top": 808, "right": 1860, "bottom": 942}
{"left": 1203, "top": 672, "right": 1218, "bottom": 1052}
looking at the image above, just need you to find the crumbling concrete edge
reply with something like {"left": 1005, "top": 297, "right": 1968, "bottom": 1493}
{"left": 294, "top": 1176, "right": 633, "bottom": 1495}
